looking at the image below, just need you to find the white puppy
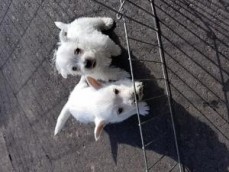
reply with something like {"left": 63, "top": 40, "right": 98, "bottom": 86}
{"left": 53, "top": 17, "right": 129, "bottom": 80}
{"left": 54, "top": 77, "right": 149, "bottom": 141}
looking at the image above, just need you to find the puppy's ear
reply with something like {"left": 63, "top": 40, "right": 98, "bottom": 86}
{"left": 94, "top": 119, "right": 105, "bottom": 141}
{"left": 59, "top": 30, "right": 68, "bottom": 42}
{"left": 54, "top": 21, "right": 68, "bottom": 30}
{"left": 86, "top": 77, "right": 103, "bottom": 90}
{"left": 55, "top": 22, "right": 68, "bottom": 42}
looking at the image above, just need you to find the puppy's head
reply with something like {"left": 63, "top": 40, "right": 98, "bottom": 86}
{"left": 54, "top": 21, "right": 97, "bottom": 78}
{"left": 54, "top": 41, "right": 98, "bottom": 78}
{"left": 54, "top": 21, "right": 113, "bottom": 79}
{"left": 85, "top": 77, "right": 146, "bottom": 140}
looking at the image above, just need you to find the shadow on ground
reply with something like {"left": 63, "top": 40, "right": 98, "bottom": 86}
{"left": 103, "top": 28, "right": 229, "bottom": 171}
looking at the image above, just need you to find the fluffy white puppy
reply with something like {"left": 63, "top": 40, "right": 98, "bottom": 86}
{"left": 53, "top": 17, "right": 129, "bottom": 80}
{"left": 54, "top": 77, "right": 149, "bottom": 141}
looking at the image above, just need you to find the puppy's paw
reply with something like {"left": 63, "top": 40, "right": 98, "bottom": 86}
{"left": 138, "top": 102, "right": 149, "bottom": 116}
{"left": 135, "top": 82, "right": 143, "bottom": 100}
{"left": 102, "top": 17, "right": 114, "bottom": 30}
{"left": 135, "top": 82, "right": 143, "bottom": 90}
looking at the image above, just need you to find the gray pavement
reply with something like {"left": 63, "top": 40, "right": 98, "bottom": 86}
{"left": 0, "top": 0, "right": 229, "bottom": 171}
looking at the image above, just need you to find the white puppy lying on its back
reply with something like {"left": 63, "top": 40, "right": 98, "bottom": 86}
{"left": 53, "top": 17, "right": 129, "bottom": 80}
{"left": 54, "top": 77, "right": 149, "bottom": 141}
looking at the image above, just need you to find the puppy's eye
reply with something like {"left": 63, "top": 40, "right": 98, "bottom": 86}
{"left": 74, "top": 48, "right": 81, "bottom": 55}
{"left": 72, "top": 66, "right": 78, "bottom": 71}
{"left": 114, "top": 88, "right": 119, "bottom": 95}
{"left": 117, "top": 108, "right": 123, "bottom": 115}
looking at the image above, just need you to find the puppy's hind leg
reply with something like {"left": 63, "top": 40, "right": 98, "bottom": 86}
{"left": 54, "top": 103, "right": 71, "bottom": 135}
{"left": 84, "top": 17, "right": 115, "bottom": 31}
{"left": 99, "top": 17, "right": 115, "bottom": 30}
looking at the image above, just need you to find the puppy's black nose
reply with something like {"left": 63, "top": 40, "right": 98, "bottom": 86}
{"left": 84, "top": 59, "right": 96, "bottom": 69}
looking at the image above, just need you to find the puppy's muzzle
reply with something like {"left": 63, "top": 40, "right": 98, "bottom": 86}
{"left": 84, "top": 59, "right": 96, "bottom": 69}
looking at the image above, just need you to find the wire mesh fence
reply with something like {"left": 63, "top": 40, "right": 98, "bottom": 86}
{"left": 116, "top": 0, "right": 181, "bottom": 171}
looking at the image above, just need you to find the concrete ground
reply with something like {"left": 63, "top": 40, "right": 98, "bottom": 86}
{"left": 0, "top": 0, "right": 229, "bottom": 171}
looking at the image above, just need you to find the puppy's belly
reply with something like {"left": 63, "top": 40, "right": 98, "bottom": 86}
{"left": 69, "top": 107, "right": 95, "bottom": 123}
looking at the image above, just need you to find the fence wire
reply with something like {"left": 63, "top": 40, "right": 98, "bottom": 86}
{"left": 118, "top": 0, "right": 149, "bottom": 171}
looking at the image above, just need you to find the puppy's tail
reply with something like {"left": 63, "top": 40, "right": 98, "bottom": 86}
{"left": 54, "top": 104, "right": 71, "bottom": 136}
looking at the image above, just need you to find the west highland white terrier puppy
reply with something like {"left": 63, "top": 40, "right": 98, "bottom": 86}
{"left": 53, "top": 17, "right": 129, "bottom": 80}
{"left": 54, "top": 77, "right": 149, "bottom": 141}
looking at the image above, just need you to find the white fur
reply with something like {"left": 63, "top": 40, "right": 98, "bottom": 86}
{"left": 53, "top": 17, "right": 129, "bottom": 80}
{"left": 54, "top": 77, "right": 149, "bottom": 141}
